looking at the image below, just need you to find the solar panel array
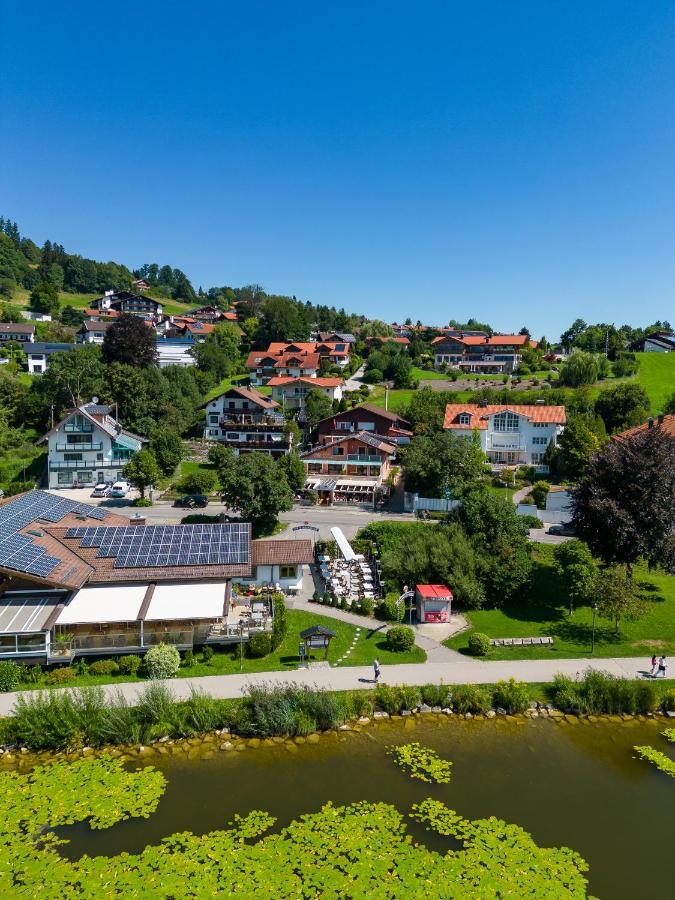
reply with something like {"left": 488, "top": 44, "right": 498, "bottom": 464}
{"left": 0, "top": 490, "right": 110, "bottom": 579}
{"left": 64, "top": 523, "right": 250, "bottom": 569}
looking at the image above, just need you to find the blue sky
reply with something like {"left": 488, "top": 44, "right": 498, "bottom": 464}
{"left": 2, "top": 2, "right": 675, "bottom": 340}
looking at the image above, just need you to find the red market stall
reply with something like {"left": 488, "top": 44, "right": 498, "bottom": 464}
{"left": 415, "top": 584, "right": 453, "bottom": 623}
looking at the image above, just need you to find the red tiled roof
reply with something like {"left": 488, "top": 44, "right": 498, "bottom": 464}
{"left": 443, "top": 404, "right": 566, "bottom": 430}
{"left": 245, "top": 351, "right": 320, "bottom": 369}
{"left": 615, "top": 414, "right": 675, "bottom": 441}
{"left": 268, "top": 376, "right": 343, "bottom": 387}
{"left": 432, "top": 334, "right": 537, "bottom": 348}
{"left": 251, "top": 539, "right": 313, "bottom": 566}
{"left": 266, "top": 341, "right": 349, "bottom": 356}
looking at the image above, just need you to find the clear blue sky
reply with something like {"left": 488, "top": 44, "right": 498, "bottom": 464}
{"left": 3, "top": 2, "right": 675, "bottom": 340}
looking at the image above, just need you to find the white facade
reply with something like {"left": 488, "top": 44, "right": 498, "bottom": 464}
{"left": 156, "top": 338, "right": 196, "bottom": 368}
{"left": 25, "top": 344, "right": 75, "bottom": 374}
{"left": 249, "top": 363, "right": 318, "bottom": 387}
{"left": 270, "top": 379, "right": 343, "bottom": 410}
{"left": 44, "top": 409, "right": 143, "bottom": 489}
{"left": 203, "top": 391, "right": 289, "bottom": 456}
{"left": 249, "top": 563, "right": 307, "bottom": 594}
{"left": 475, "top": 411, "right": 562, "bottom": 467}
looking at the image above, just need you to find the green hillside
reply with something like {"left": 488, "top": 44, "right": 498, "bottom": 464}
{"left": 634, "top": 352, "right": 675, "bottom": 413}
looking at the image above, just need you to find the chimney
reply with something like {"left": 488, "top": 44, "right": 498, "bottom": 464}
{"left": 647, "top": 417, "right": 654, "bottom": 429}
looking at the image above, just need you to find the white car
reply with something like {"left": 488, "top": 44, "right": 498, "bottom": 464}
{"left": 91, "top": 483, "right": 111, "bottom": 498}
{"left": 110, "top": 481, "right": 131, "bottom": 498}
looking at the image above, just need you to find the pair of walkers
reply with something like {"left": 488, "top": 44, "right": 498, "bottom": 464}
{"left": 649, "top": 655, "right": 667, "bottom": 677}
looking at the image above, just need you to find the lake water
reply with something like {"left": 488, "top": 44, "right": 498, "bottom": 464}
{"left": 57, "top": 715, "right": 674, "bottom": 899}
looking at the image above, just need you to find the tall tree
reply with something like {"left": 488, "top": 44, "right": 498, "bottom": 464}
{"left": 255, "top": 296, "right": 310, "bottom": 344}
{"left": 123, "top": 449, "right": 161, "bottom": 499}
{"left": 594, "top": 383, "right": 650, "bottom": 434}
{"left": 400, "top": 432, "right": 484, "bottom": 498}
{"left": 572, "top": 426, "right": 675, "bottom": 575}
{"left": 276, "top": 451, "right": 306, "bottom": 493}
{"left": 36, "top": 344, "right": 105, "bottom": 413}
{"left": 304, "top": 389, "right": 334, "bottom": 428}
{"left": 560, "top": 350, "right": 600, "bottom": 387}
{"left": 553, "top": 415, "right": 603, "bottom": 479}
{"left": 594, "top": 568, "right": 647, "bottom": 634}
{"left": 29, "top": 281, "right": 60, "bottom": 316}
{"left": 102, "top": 314, "right": 157, "bottom": 368}
{"left": 214, "top": 450, "right": 293, "bottom": 535}
{"left": 190, "top": 322, "right": 241, "bottom": 380}
{"left": 149, "top": 425, "right": 184, "bottom": 476}
{"left": 553, "top": 539, "right": 597, "bottom": 615}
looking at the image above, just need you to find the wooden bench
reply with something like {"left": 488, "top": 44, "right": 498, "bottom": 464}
{"left": 490, "top": 636, "right": 553, "bottom": 647}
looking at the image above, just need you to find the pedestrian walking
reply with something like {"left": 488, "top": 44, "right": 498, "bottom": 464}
{"left": 373, "top": 658, "right": 381, "bottom": 684}
{"left": 655, "top": 655, "right": 667, "bottom": 677}
{"left": 650, "top": 654, "right": 658, "bottom": 677}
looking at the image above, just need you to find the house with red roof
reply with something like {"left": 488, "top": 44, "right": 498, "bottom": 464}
{"left": 443, "top": 402, "right": 566, "bottom": 469}
{"left": 267, "top": 376, "right": 344, "bottom": 410}
{"left": 300, "top": 431, "right": 396, "bottom": 504}
{"left": 432, "top": 333, "right": 536, "bottom": 373}
{"left": 246, "top": 351, "right": 321, "bottom": 385}
{"left": 415, "top": 584, "right": 453, "bottom": 623}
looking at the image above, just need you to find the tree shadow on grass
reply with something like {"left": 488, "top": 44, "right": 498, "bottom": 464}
{"left": 636, "top": 580, "right": 666, "bottom": 602}
{"left": 549, "top": 620, "right": 622, "bottom": 647}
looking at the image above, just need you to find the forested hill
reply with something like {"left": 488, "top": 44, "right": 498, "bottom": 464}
{"left": 0, "top": 216, "right": 365, "bottom": 331}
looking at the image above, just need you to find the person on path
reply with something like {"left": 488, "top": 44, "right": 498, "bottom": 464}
{"left": 650, "top": 654, "right": 658, "bottom": 676}
{"left": 655, "top": 656, "right": 667, "bottom": 677}
{"left": 373, "top": 658, "right": 381, "bottom": 684}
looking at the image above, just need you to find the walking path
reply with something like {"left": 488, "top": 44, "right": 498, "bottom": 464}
{"left": 0, "top": 656, "right": 660, "bottom": 717}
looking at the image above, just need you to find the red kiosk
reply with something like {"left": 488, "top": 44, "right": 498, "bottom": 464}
{"left": 415, "top": 584, "right": 453, "bottom": 623}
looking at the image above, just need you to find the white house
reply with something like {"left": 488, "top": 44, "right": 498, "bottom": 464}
{"left": 443, "top": 403, "right": 566, "bottom": 469}
{"left": 76, "top": 320, "right": 113, "bottom": 344}
{"left": 203, "top": 386, "right": 290, "bottom": 458}
{"left": 267, "top": 376, "right": 343, "bottom": 410}
{"left": 0, "top": 322, "right": 36, "bottom": 343}
{"left": 248, "top": 539, "right": 314, "bottom": 594}
{"left": 25, "top": 342, "right": 76, "bottom": 374}
{"left": 39, "top": 401, "right": 146, "bottom": 489}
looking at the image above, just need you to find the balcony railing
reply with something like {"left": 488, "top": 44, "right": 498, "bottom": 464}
{"left": 64, "top": 424, "right": 93, "bottom": 433}
{"left": 347, "top": 455, "right": 382, "bottom": 463}
{"left": 56, "top": 442, "right": 103, "bottom": 451}
{"left": 219, "top": 418, "right": 287, "bottom": 429}
{"left": 49, "top": 460, "right": 116, "bottom": 470}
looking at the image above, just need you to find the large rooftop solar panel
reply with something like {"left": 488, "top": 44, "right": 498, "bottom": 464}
{"left": 64, "top": 522, "right": 250, "bottom": 569}
{"left": 0, "top": 490, "right": 111, "bottom": 579}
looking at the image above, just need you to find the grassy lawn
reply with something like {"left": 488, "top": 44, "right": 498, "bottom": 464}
{"left": 204, "top": 373, "right": 249, "bottom": 402}
{"left": 14, "top": 611, "right": 425, "bottom": 693}
{"left": 446, "top": 545, "right": 675, "bottom": 660}
{"left": 634, "top": 352, "right": 675, "bottom": 413}
{"left": 367, "top": 385, "right": 416, "bottom": 413}
{"left": 410, "top": 366, "right": 447, "bottom": 381}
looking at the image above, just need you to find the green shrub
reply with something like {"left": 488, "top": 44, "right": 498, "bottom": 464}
{"left": 492, "top": 678, "right": 530, "bottom": 713}
{"left": 378, "top": 593, "right": 404, "bottom": 622}
{"left": 271, "top": 594, "right": 287, "bottom": 650}
{"left": 0, "top": 660, "right": 21, "bottom": 692}
{"left": 118, "top": 654, "right": 142, "bottom": 676}
{"left": 451, "top": 684, "right": 491, "bottom": 714}
{"left": 201, "top": 645, "right": 214, "bottom": 665}
{"left": 21, "top": 664, "right": 43, "bottom": 685}
{"left": 248, "top": 633, "right": 272, "bottom": 658}
{"left": 347, "top": 690, "right": 375, "bottom": 718}
{"left": 375, "top": 684, "right": 402, "bottom": 715}
{"left": 399, "top": 685, "right": 422, "bottom": 711}
{"left": 661, "top": 688, "right": 675, "bottom": 713}
{"left": 361, "top": 597, "right": 374, "bottom": 616}
{"left": 420, "top": 683, "right": 450, "bottom": 707}
{"left": 176, "top": 470, "right": 216, "bottom": 495}
{"left": 235, "top": 683, "right": 345, "bottom": 737}
{"left": 181, "top": 650, "right": 195, "bottom": 668}
{"left": 12, "top": 690, "right": 81, "bottom": 750}
{"left": 144, "top": 644, "right": 181, "bottom": 680}
{"left": 467, "top": 632, "right": 491, "bottom": 657}
{"left": 89, "top": 659, "right": 120, "bottom": 676}
{"left": 519, "top": 514, "right": 542, "bottom": 529}
{"left": 531, "top": 481, "right": 550, "bottom": 509}
{"left": 385, "top": 625, "right": 415, "bottom": 653}
{"left": 550, "top": 670, "right": 656, "bottom": 715}
{"left": 183, "top": 687, "right": 220, "bottom": 734}
{"left": 293, "top": 709, "right": 317, "bottom": 736}
{"left": 136, "top": 683, "right": 175, "bottom": 730}
{"left": 47, "top": 666, "right": 76, "bottom": 685}
{"left": 134, "top": 497, "right": 153, "bottom": 507}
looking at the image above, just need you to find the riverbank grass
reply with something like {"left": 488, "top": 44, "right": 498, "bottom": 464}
{"left": 446, "top": 545, "right": 675, "bottom": 660}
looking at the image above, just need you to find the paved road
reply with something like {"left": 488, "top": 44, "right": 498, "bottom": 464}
{"left": 0, "top": 655, "right": 660, "bottom": 716}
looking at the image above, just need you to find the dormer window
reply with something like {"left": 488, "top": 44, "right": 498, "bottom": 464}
{"left": 458, "top": 413, "right": 471, "bottom": 426}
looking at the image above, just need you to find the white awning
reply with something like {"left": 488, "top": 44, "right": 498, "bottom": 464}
{"left": 144, "top": 582, "right": 226, "bottom": 621}
{"left": 330, "top": 526, "right": 356, "bottom": 562}
{"left": 57, "top": 585, "right": 147, "bottom": 625}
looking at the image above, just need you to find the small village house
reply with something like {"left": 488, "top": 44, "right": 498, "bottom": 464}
{"left": 0, "top": 322, "right": 35, "bottom": 343}
{"left": 300, "top": 431, "right": 396, "bottom": 504}
{"left": 268, "top": 375, "right": 343, "bottom": 410}
{"left": 25, "top": 342, "right": 76, "bottom": 374}
{"left": 203, "top": 386, "right": 291, "bottom": 458}
{"left": 432, "top": 333, "right": 536, "bottom": 373}
{"left": 315, "top": 402, "right": 412, "bottom": 446}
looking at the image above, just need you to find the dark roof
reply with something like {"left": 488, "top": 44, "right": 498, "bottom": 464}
{"left": 317, "top": 402, "right": 411, "bottom": 427}
{"left": 27, "top": 342, "right": 76, "bottom": 354}
{"left": 300, "top": 625, "right": 336, "bottom": 639}
{"left": 301, "top": 430, "right": 396, "bottom": 459}
{"left": 81, "top": 319, "right": 113, "bottom": 332}
{"left": 0, "top": 322, "right": 36, "bottom": 334}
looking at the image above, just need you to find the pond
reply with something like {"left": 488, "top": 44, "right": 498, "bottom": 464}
{"left": 53, "top": 714, "right": 674, "bottom": 899}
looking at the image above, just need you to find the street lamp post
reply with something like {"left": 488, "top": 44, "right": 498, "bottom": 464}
{"left": 239, "top": 621, "right": 244, "bottom": 671}
{"left": 591, "top": 603, "right": 598, "bottom": 655}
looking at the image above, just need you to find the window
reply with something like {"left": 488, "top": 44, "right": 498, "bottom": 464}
{"left": 226, "top": 432, "right": 240, "bottom": 440}
{"left": 357, "top": 422, "right": 375, "bottom": 431}
{"left": 492, "top": 412, "right": 520, "bottom": 432}
{"left": 209, "top": 414, "right": 219, "bottom": 424}
{"left": 337, "top": 421, "right": 352, "bottom": 431}
{"left": 280, "top": 565, "right": 296, "bottom": 578}
{"left": 77, "top": 471, "right": 93, "bottom": 483}
{"left": 331, "top": 446, "right": 345, "bottom": 456}
{"left": 58, "top": 471, "right": 73, "bottom": 484}
{"left": 532, "top": 436, "right": 549, "bottom": 446}
{"left": 458, "top": 413, "right": 471, "bottom": 425}
{"left": 228, "top": 401, "right": 236, "bottom": 409}
{"left": 531, "top": 452, "right": 544, "bottom": 464}
{"left": 64, "top": 452, "right": 82, "bottom": 461}
{"left": 96, "top": 453, "right": 103, "bottom": 461}
{"left": 208, "top": 429, "right": 219, "bottom": 436}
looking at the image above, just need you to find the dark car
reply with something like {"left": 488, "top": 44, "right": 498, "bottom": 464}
{"left": 174, "top": 495, "right": 209, "bottom": 508}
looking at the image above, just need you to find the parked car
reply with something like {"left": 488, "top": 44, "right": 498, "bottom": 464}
{"left": 91, "top": 483, "right": 111, "bottom": 498}
{"left": 174, "top": 494, "right": 208, "bottom": 508}
{"left": 547, "top": 523, "right": 575, "bottom": 536}
{"left": 110, "top": 481, "right": 131, "bottom": 498}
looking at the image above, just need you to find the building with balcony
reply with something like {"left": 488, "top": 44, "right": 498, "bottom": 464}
{"left": 0, "top": 490, "right": 313, "bottom": 663}
{"left": 443, "top": 403, "right": 566, "bottom": 469}
{"left": 315, "top": 402, "right": 412, "bottom": 446}
{"left": 0, "top": 322, "right": 36, "bottom": 343}
{"left": 300, "top": 431, "right": 396, "bottom": 504}
{"left": 267, "top": 376, "right": 343, "bottom": 410}
{"left": 39, "top": 402, "right": 146, "bottom": 489}
{"left": 203, "top": 386, "right": 291, "bottom": 458}
{"left": 90, "top": 289, "right": 163, "bottom": 320}
{"left": 246, "top": 350, "right": 321, "bottom": 385}
{"left": 432, "top": 334, "right": 537, "bottom": 373}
